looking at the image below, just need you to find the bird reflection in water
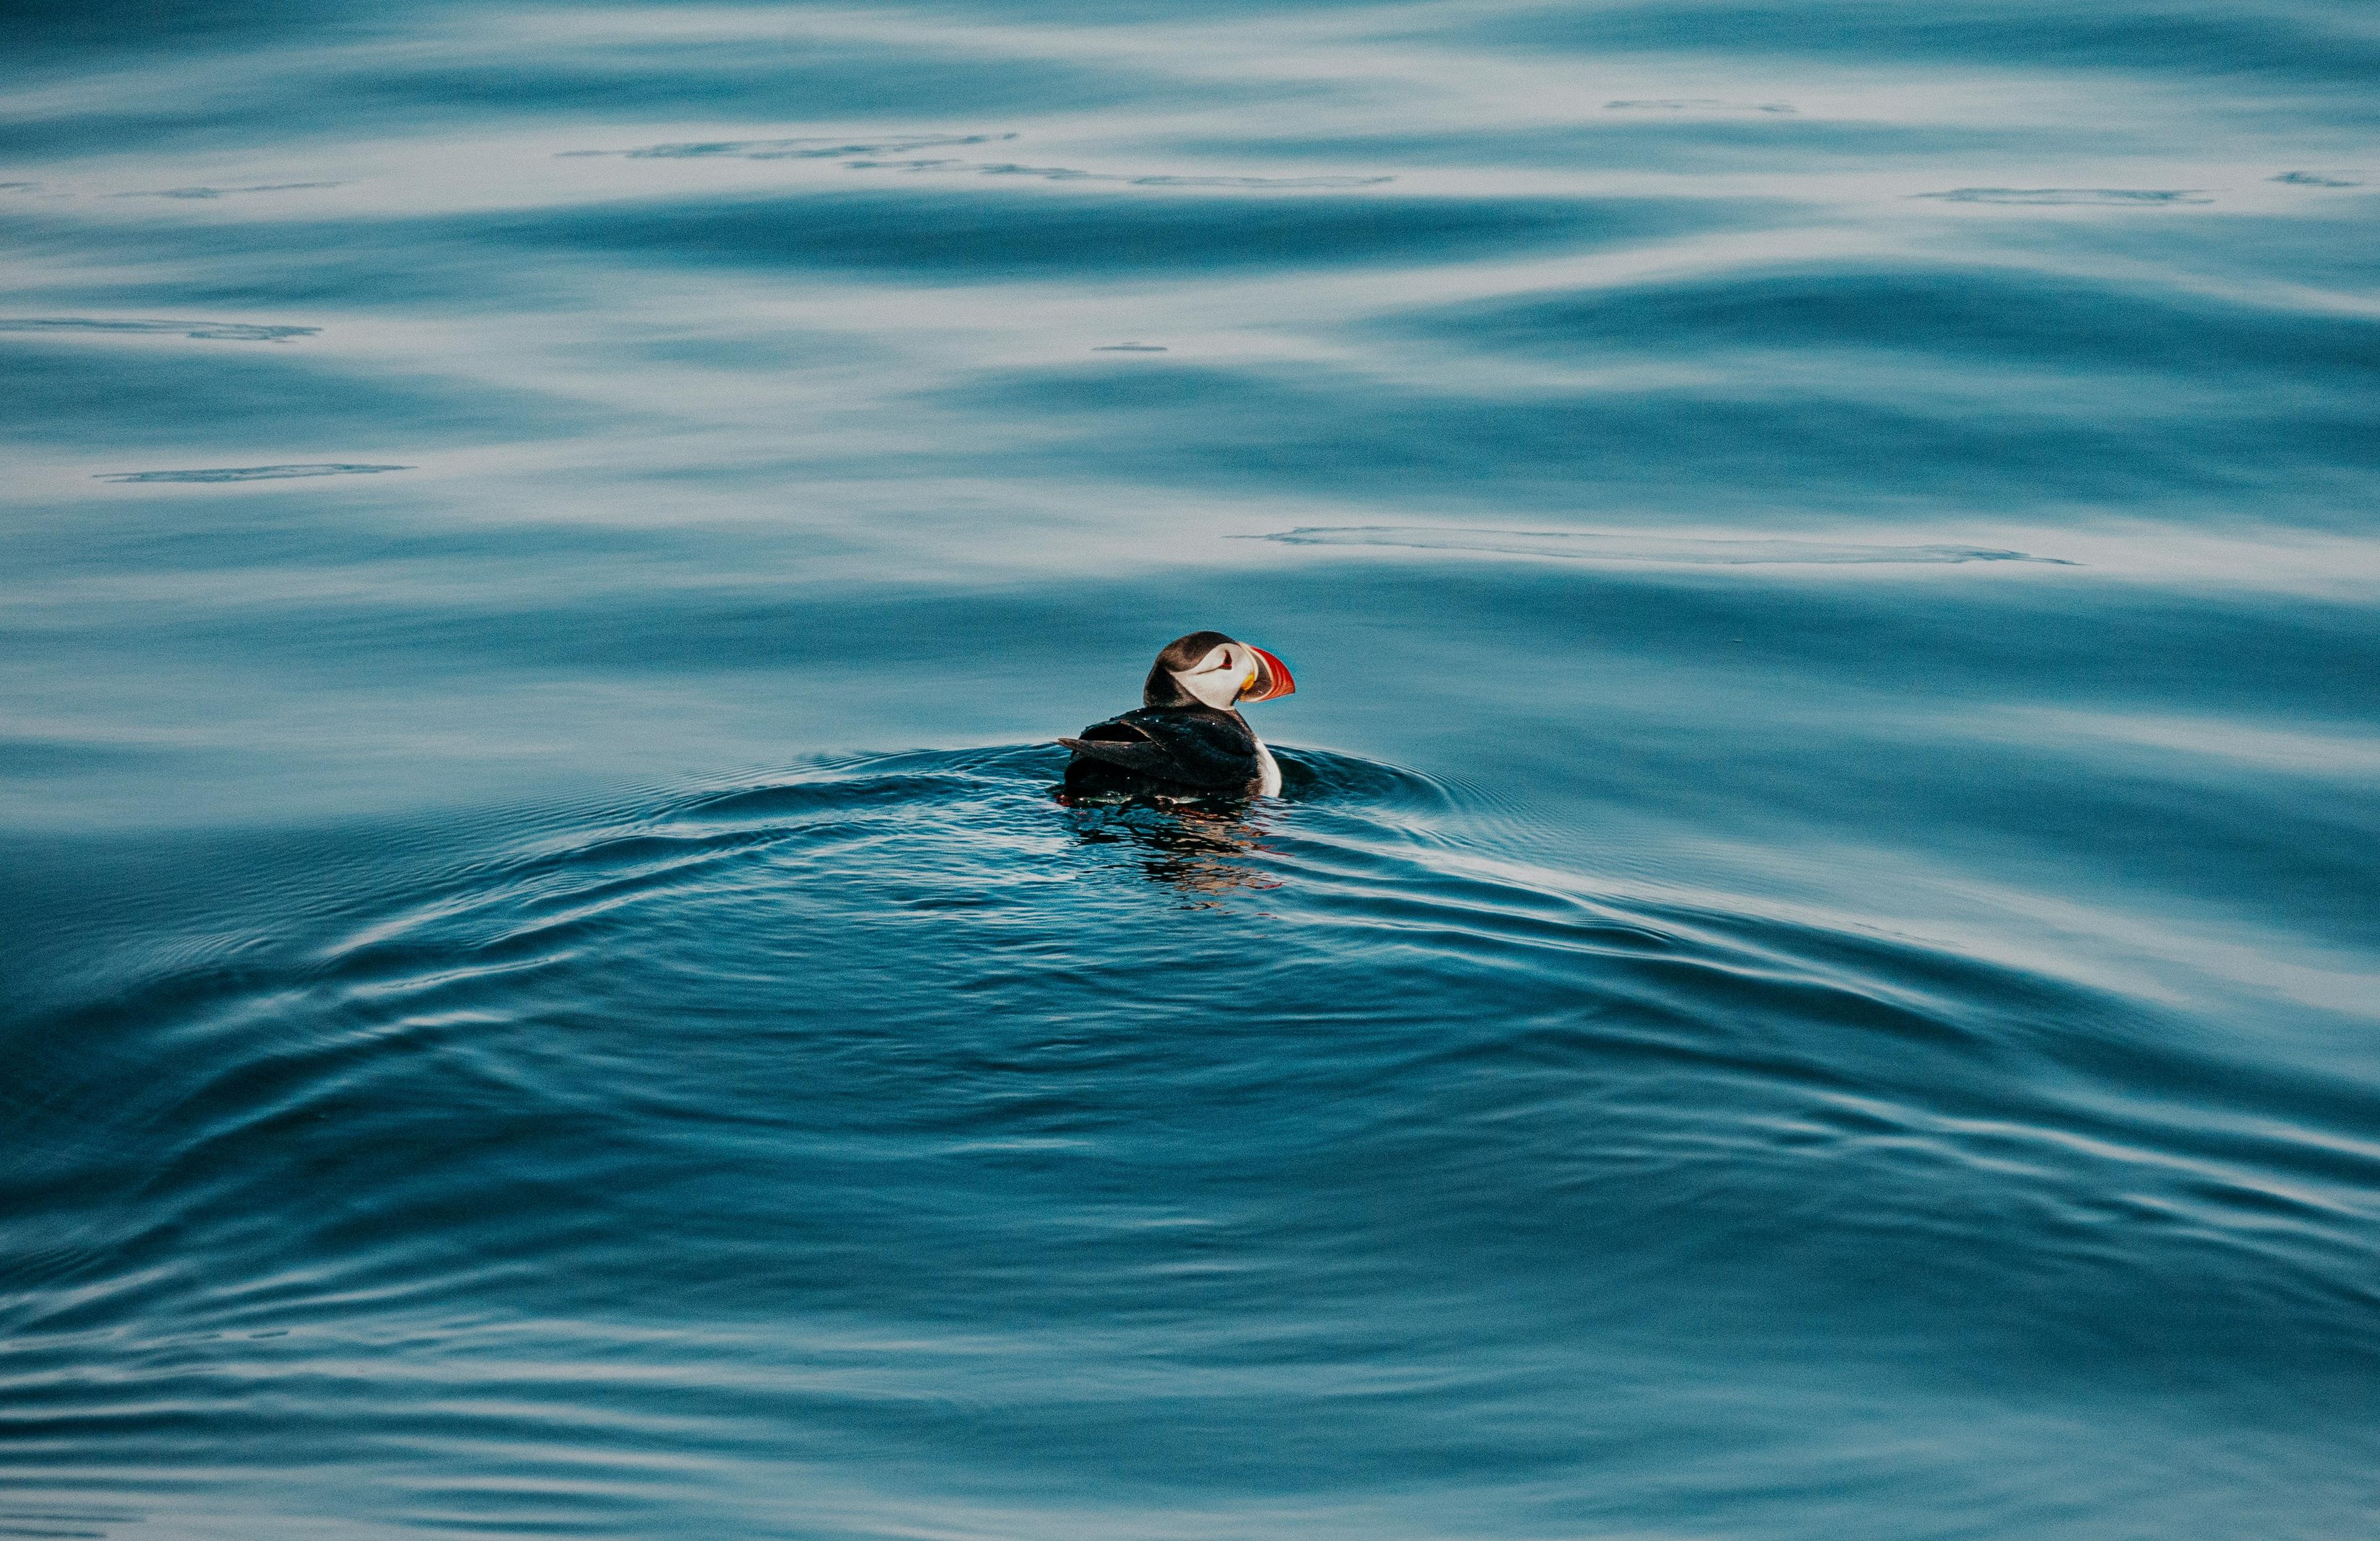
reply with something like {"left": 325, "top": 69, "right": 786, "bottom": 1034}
{"left": 1055, "top": 792, "right": 1283, "bottom": 905}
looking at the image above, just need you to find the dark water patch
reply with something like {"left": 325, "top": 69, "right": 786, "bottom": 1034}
{"left": 468, "top": 188, "right": 1694, "bottom": 278}
{"left": 1248, "top": 526, "right": 2076, "bottom": 565}
{"left": 0, "top": 0, "right": 387, "bottom": 66}
{"left": 1468, "top": 0, "right": 2380, "bottom": 86}
{"left": 0, "top": 188, "right": 1694, "bottom": 301}
{"left": 1730, "top": 716, "right": 2380, "bottom": 960}
{"left": 0, "top": 338, "right": 604, "bottom": 449}
{"left": 368, "top": 39, "right": 1233, "bottom": 120}
{"left": 2272, "top": 170, "right": 2363, "bottom": 187}
{"left": 1093, "top": 342, "right": 1168, "bottom": 351}
{"left": 0, "top": 37, "right": 1266, "bottom": 161}
{"left": 0, "top": 317, "right": 317, "bottom": 342}
{"left": 0, "top": 209, "right": 562, "bottom": 310}
{"left": 0, "top": 188, "right": 1721, "bottom": 317}
{"left": 0, "top": 737, "right": 172, "bottom": 778}
{"left": 94, "top": 463, "right": 413, "bottom": 485}
{"left": 1403, "top": 263, "right": 2380, "bottom": 384}
{"left": 4, "top": 490, "right": 685, "bottom": 582}
{"left": 1913, "top": 187, "right": 2211, "bottom": 206}
{"left": 918, "top": 356, "right": 2378, "bottom": 509}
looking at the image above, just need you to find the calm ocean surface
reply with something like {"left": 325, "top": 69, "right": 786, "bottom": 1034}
{"left": 4, "top": 2, "right": 2378, "bottom": 1536}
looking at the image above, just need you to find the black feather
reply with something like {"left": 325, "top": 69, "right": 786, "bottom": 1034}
{"left": 1060, "top": 705, "right": 1262, "bottom": 796}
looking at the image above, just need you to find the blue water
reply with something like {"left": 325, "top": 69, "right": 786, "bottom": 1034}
{"left": 4, "top": 2, "right": 2378, "bottom": 1536}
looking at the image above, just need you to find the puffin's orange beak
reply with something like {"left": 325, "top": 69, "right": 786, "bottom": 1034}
{"left": 1243, "top": 646, "right": 1297, "bottom": 703}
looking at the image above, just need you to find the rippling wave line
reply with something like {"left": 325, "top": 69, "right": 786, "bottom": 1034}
{"left": 1248, "top": 526, "right": 2076, "bottom": 564}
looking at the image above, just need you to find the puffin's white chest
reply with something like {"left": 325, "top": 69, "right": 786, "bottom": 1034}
{"left": 1253, "top": 737, "right": 1282, "bottom": 797}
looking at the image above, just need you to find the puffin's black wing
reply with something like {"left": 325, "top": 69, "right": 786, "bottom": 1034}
{"left": 1060, "top": 707, "right": 1258, "bottom": 792}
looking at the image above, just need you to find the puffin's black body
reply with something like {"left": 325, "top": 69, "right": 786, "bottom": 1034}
{"left": 1059, "top": 630, "right": 1295, "bottom": 801}
{"left": 1062, "top": 705, "right": 1267, "bottom": 798}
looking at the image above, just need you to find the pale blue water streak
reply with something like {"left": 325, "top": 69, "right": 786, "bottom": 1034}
{"left": 2, "top": 2, "right": 2378, "bottom": 1538}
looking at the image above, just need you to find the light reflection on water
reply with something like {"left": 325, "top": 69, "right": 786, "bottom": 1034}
{"left": 2, "top": 2, "right": 2377, "bottom": 1537}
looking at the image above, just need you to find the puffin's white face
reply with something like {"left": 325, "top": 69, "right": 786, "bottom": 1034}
{"left": 1170, "top": 641, "right": 1295, "bottom": 710}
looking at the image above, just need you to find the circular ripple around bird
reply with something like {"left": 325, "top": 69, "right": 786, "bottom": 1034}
{"left": 4, "top": 748, "right": 2374, "bottom": 1538}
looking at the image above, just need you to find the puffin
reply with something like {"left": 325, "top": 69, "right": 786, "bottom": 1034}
{"left": 1060, "top": 631, "right": 1298, "bottom": 800}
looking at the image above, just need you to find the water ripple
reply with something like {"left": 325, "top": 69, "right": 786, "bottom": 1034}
{"left": 5, "top": 742, "right": 2377, "bottom": 1532}
{"left": 1913, "top": 187, "right": 2213, "bottom": 206}
{"left": 92, "top": 463, "right": 412, "bottom": 484}
{"left": 1245, "top": 526, "right": 2076, "bottom": 565}
{"left": 565, "top": 133, "right": 1022, "bottom": 160}
{"left": 107, "top": 182, "right": 343, "bottom": 200}
{"left": 0, "top": 317, "right": 317, "bottom": 342}
{"left": 1605, "top": 97, "right": 1796, "bottom": 113}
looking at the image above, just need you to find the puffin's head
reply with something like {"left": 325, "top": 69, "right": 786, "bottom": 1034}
{"left": 1143, "top": 631, "right": 1297, "bottom": 711}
